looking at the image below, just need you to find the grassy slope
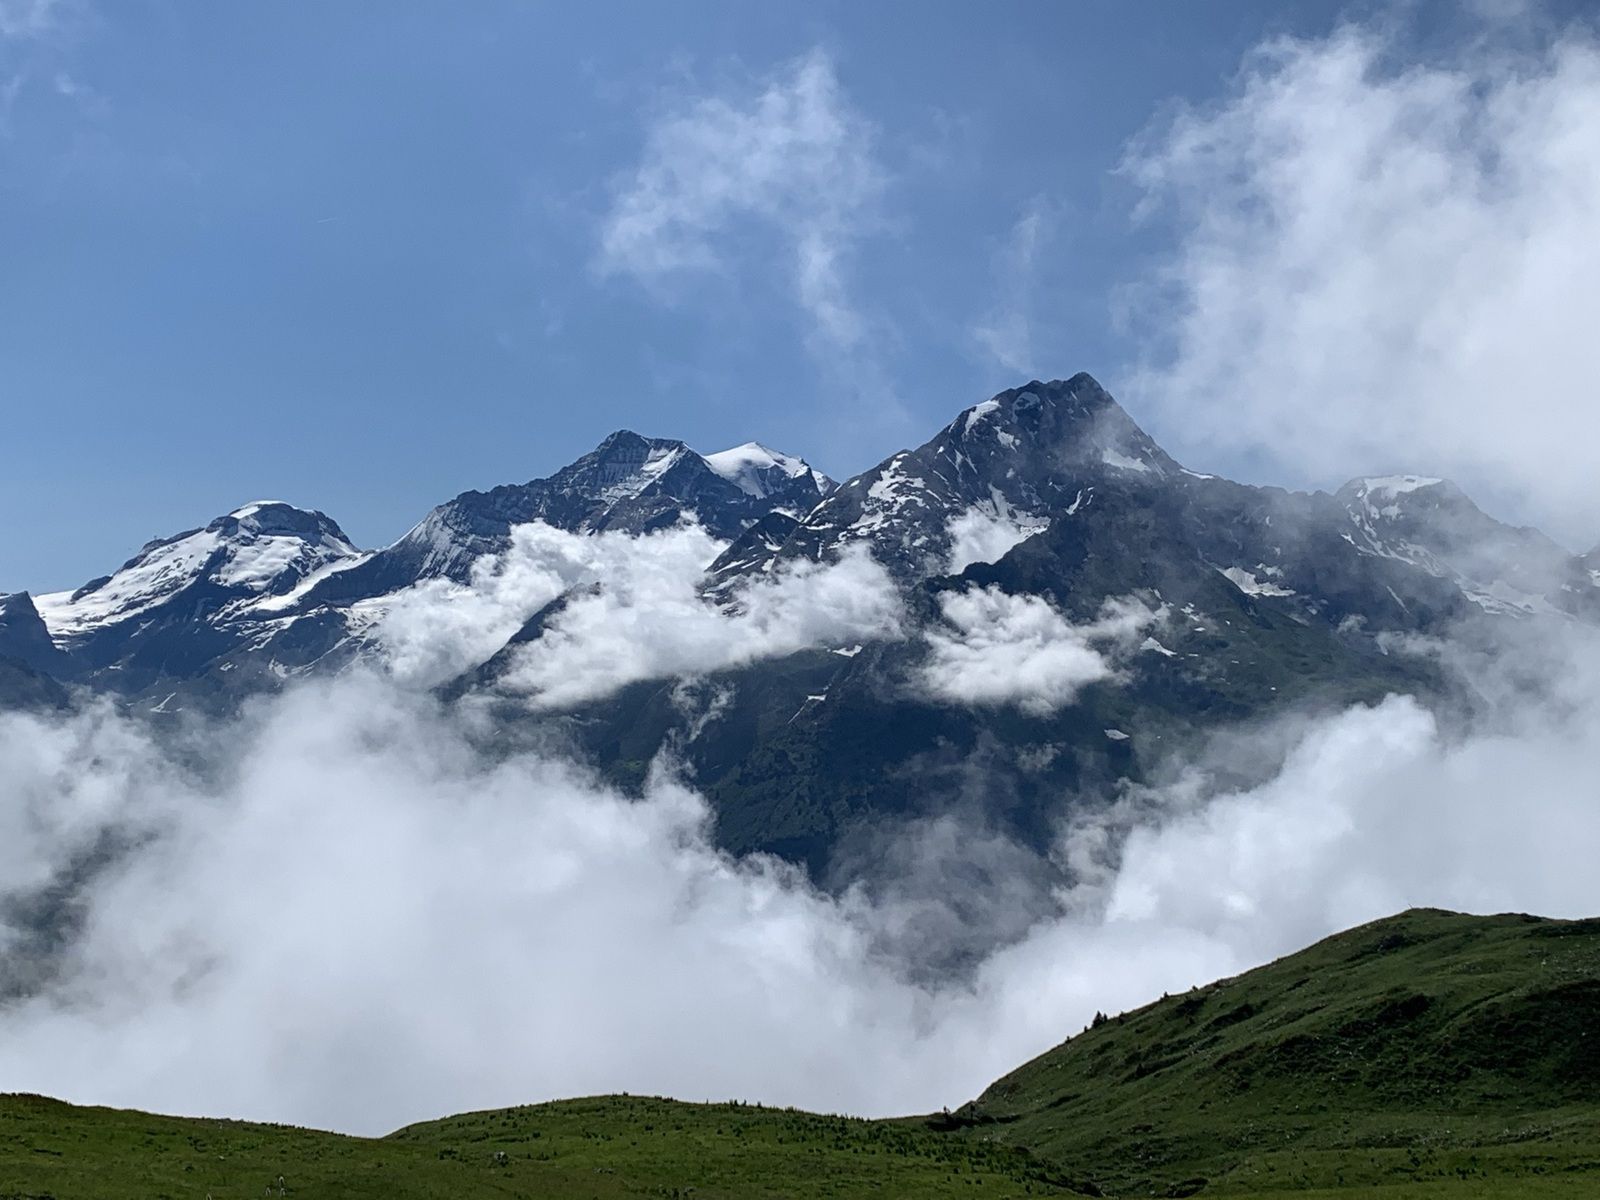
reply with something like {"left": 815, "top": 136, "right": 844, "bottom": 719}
{"left": 955, "top": 909, "right": 1600, "bottom": 1196}
{"left": 0, "top": 1093, "right": 1069, "bottom": 1199}
{"left": 4, "top": 910, "right": 1600, "bottom": 1199}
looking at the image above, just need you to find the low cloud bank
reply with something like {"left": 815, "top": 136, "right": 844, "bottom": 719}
{"left": 2, "top": 619, "right": 1598, "bottom": 1135}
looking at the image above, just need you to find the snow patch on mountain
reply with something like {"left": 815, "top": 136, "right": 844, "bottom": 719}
{"left": 1219, "top": 566, "right": 1296, "bottom": 598}
{"left": 250, "top": 554, "right": 375, "bottom": 614}
{"left": 215, "top": 534, "right": 339, "bottom": 590}
{"left": 961, "top": 397, "right": 1001, "bottom": 434}
{"left": 36, "top": 531, "right": 223, "bottom": 637}
{"left": 1359, "top": 475, "right": 1444, "bottom": 498}
{"left": 1101, "top": 447, "right": 1154, "bottom": 474}
{"left": 1344, "top": 475, "right": 1446, "bottom": 521}
{"left": 1463, "top": 579, "right": 1560, "bottom": 618}
{"left": 596, "top": 442, "right": 687, "bottom": 501}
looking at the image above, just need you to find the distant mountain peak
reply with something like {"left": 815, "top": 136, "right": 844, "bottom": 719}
{"left": 941, "top": 375, "right": 1173, "bottom": 476}
{"left": 0, "top": 590, "right": 79, "bottom": 680}
{"left": 1336, "top": 476, "right": 1479, "bottom": 530}
{"left": 575, "top": 434, "right": 692, "bottom": 499}
{"left": 34, "top": 500, "right": 363, "bottom": 643}
{"left": 703, "top": 441, "right": 834, "bottom": 500}
{"left": 589, "top": 428, "right": 681, "bottom": 457}
{"left": 706, "top": 440, "right": 804, "bottom": 476}
{"left": 281, "top": 426, "right": 836, "bottom": 607}
{"left": 1331, "top": 474, "right": 1586, "bottom": 618}
{"left": 703, "top": 374, "right": 1184, "bottom": 588}
{"left": 216, "top": 500, "right": 356, "bottom": 544}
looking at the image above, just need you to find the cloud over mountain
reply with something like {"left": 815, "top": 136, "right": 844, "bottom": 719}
{"left": 1125, "top": 20, "right": 1600, "bottom": 544}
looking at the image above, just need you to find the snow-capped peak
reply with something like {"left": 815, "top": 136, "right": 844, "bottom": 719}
{"left": 704, "top": 441, "right": 832, "bottom": 499}
{"left": 35, "top": 501, "right": 362, "bottom": 641}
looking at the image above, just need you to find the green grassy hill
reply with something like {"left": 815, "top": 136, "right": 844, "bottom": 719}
{"left": 952, "top": 908, "right": 1600, "bottom": 1197}
{"left": 4, "top": 909, "right": 1600, "bottom": 1199}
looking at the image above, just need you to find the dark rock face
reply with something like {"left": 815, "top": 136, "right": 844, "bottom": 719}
{"left": 0, "top": 656, "right": 70, "bottom": 711}
{"left": 0, "top": 592, "right": 76, "bottom": 680}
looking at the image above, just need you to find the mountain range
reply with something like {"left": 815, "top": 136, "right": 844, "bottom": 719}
{"left": 5, "top": 374, "right": 1595, "bottom": 878}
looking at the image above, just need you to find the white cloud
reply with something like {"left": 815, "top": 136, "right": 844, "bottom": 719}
{"left": 369, "top": 521, "right": 903, "bottom": 701}
{"left": 919, "top": 587, "right": 1160, "bottom": 715}
{"left": 1123, "top": 22, "right": 1600, "bottom": 545}
{"left": 497, "top": 540, "right": 902, "bottom": 708}
{"left": 0, "top": 677, "right": 1205, "bottom": 1136}
{"left": 372, "top": 521, "right": 726, "bottom": 690}
{"left": 598, "top": 48, "right": 886, "bottom": 360}
{"left": 1095, "top": 686, "right": 1600, "bottom": 963}
{"left": 972, "top": 196, "right": 1055, "bottom": 375}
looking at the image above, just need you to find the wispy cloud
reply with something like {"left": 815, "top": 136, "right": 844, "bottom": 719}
{"left": 0, "top": 0, "right": 63, "bottom": 40}
{"left": 0, "top": 69, "right": 23, "bottom": 134}
{"left": 971, "top": 196, "right": 1056, "bottom": 376}
{"left": 598, "top": 48, "right": 889, "bottom": 372}
{"left": 0, "top": 0, "right": 95, "bottom": 135}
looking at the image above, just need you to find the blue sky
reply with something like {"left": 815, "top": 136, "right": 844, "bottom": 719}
{"left": 4, "top": 0, "right": 1597, "bottom": 590}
